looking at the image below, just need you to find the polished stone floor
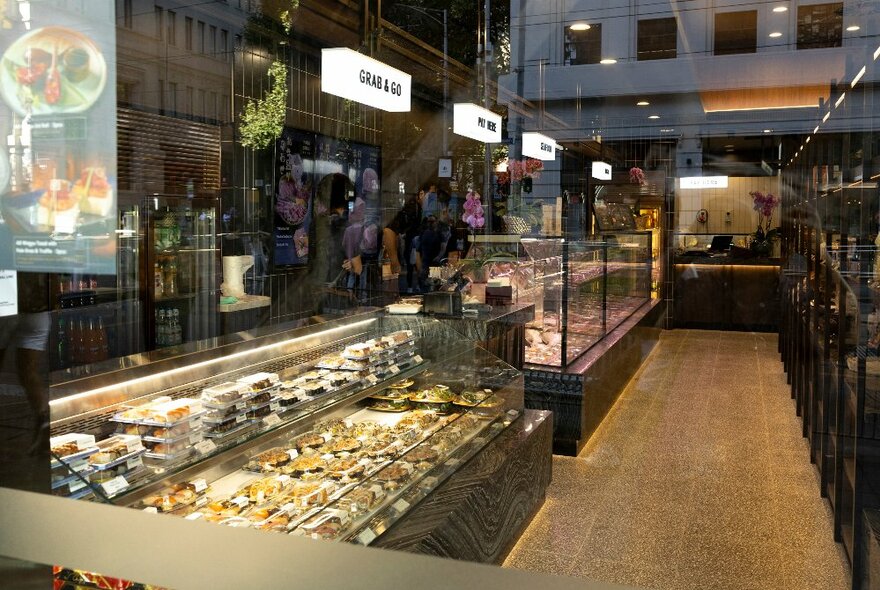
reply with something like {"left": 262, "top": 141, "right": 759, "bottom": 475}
{"left": 503, "top": 330, "right": 851, "bottom": 590}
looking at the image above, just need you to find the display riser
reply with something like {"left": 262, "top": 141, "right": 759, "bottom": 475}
{"left": 523, "top": 300, "right": 663, "bottom": 456}
{"left": 374, "top": 409, "right": 552, "bottom": 563}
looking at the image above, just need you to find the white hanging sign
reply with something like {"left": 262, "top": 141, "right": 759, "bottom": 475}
{"left": 321, "top": 48, "right": 411, "bottom": 112}
{"left": 522, "top": 133, "right": 557, "bottom": 160}
{"left": 453, "top": 103, "right": 502, "bottom": 143}
{"left": 0, "top": 270, "right": 16, "bottom": 317}
{"left": 591, "top": 161, "right": 612, "bottom": 180}
{"left": 680, "top": 176, "right": 729, "bottom": 189}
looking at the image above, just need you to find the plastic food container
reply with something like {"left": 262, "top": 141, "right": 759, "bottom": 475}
{"left": 112, "top": 398, "right": 205, "bottom": 427}
{"left": 201, "top": 382, "right": 252, "bottom": 409}
{"left": 49, "top": 433, "right": 98, "bottom": 468}
{"left": 88, "top": 434, "right": 146, "bottom": 470}
{"left": 236, "top": 372, "right": 281, "bottom": 393}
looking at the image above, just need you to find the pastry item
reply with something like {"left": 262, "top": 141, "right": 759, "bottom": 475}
{"left": 293, "top": 433, "right": 326, "bottom": 450}
{"left": 288, "top": 454, "right": 327, "bottom": 474}
{"left": 343, "top": 343, "right": 372, "bottom": 358}
{"left": 338, "top": 486, "right": 384, "bottom": 513}
{"left": 368, "top": 397, "right": 411, "bottom": 412}
{"left": 237, "top": 372, "right": 280, "bottom": 392}
{"left": 51, "top": 442, "right": 80, "bottom": 457}
{"left": 246, "top": 448, "right": 291, "bottom": 472}
{"left": 330, "top": 437, "right": 361, "bottom": 454}
{"left": 406, "top": 446, "right": 438, "bottom": 463}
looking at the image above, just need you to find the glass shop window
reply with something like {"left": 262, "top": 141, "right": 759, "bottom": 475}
{"left": 797, "top": 3, "right": 843, "bottom": 49}
{"left": 714, "top": 10, "right": 757, "bottom": 55}
{"left": 154, "top": 5, "right": 163, "bottom": 40}
{"left": 637, "top": 17, "right": 677, "bottom": 60}
{"left": 185, "top": 16, "right": 193, "bottom": 50}
{"left": 167, "top": 10, "right": 176, "bottom": 46}
{"left": 564, "top": 23, "right": 602, "bottom": 65}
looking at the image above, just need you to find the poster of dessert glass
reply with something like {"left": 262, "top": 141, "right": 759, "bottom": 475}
{"left": 0, "top": 1, "right": 117, "bottom": 274}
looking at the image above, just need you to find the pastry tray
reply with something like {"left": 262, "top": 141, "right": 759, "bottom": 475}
{"left": 141, "top": 427, "right": 206, "bottom": 444}
{"left": 90, "top": 448, "right": 147, "bottom": 471}
{"left": 203, "top": 419, "right": 256, "bottom": 440}
{"left": 145, "top": 446, "right": 195, "bottom": 462}
{"left": 51, "top": 466, "right": 94, "bottom": 490}
{"left": 111, "top": 409, "right": 207, "bottom": 428}
{"left": 50, "top": 446, "right": 99, "bottom": 470}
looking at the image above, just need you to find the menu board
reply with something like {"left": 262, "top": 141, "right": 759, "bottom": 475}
{"left": 274, "top": 128, "right": 315, "bottom": 266}
{"left": 348, "top": 141, "right": 382, "bottom": 233}
{"left": 0, "top": 2, "right": 117, "bottom": 274}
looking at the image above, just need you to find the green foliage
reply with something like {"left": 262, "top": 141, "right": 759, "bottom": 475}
{"left": 239, "top": 60, "right": 288, "bottom": 150}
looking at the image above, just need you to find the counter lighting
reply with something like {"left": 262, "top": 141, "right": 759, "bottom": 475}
{"left": 49, "top": 318, "right": 377, "bottom": 408}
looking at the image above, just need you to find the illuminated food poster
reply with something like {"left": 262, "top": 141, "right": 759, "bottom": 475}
{"left": 274, "top": 128, "right": 315, "bottom": 266}
{"left": 0, "top": 3, "right": 117, "bottom": 274}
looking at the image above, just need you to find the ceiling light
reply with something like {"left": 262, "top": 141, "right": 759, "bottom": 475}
{"left": 648, "top": 114, "right": 660, "bottom": 119}
{"left": 769, "top": 32, "right": 783, "bottom": 38}
{"left": 570, "top": 22, "right": 590, "bottom": 31}
{"left": 822, "top": 112, "right": 830, "bottom": 122}
{"left": 835, "top": 93, "right": 845, "bottom": 108}
{"left": 636, "top": 100, "right": 650, "bottom": 106}
{"left": 852, "top": 65, "right": 866, "bottom": 87}
{"left": 875, "top": 45, "right": 880, "bottom": 60}
{"left": 773, "top": 6, "right": 788, "bottom": 12}
{"left": 724, "top": 144, "right": 734, "bottom": 148}
{"left": 813, "top": 125, "right": 819, "bottom": 134}
{"left": 763, "top": 129, "right": 772, "bottom": 133}
{"left": 599, "top": 58, "right": 617, "bottom": 64}
{"left": 846, "top": 25, "right": 860, "bottom": 32}
{"left": 806, "top": 137, "right": 811, "bottom": 143}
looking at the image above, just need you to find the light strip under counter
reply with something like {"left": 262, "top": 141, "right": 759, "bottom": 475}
{"left": 49, "top": 312, "right": 380, "bottom": 426}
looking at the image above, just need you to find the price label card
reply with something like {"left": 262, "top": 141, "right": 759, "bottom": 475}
{"left": 235, "top": 401, "right": 246, "bottom": 411}
{"left": 366, "top": 374, "right": 379, "bottom": 385}
{"left": 414, "top": 355, "right": 423, "bottom": 364}
{"left": 101, "top": 476, "right": 129, "bottom": 497}
{"left": 270, "top": 402, "right": 281, "bottom": 413}
{"left": 231, "top": 496, "right": 249, "bottom": 508}
{"left": 357, "top": 528, "right": 377, "bottom": 545}
{"left": 195, "top": 440, "right": 217, "bottom": 455}
{"left": 189, "top": 433, "right": 203, "bottom": 445}
{"left": 277, "top": 474, "right": 291, "bottom": 485}
{"left": 287, "top": 449, "right": 299, "bottom": 460}
{"left": 393, "top": 498, "right": 410, "bottom": 513}
{"left": 191, "top": 478, "right": 208, "bottom": 493}
{"left": 143, "top": 507, "right": 159, "bottom": 514}
{"left": 69, "top": 479, "right": 87, "bottom": 493}
{"left": 281, "top": 502, "right": 297, "bottom": 514}
{"left": 235, "top": 414, "right": 247, "bottom": 424}
{"left": 195, "top": 496, "right": 208, "bottom": 508}
{"left": 126, "top": 456, "right": 144, "bottom": 470}
{"left": 263, "top": 413, "right": 282, "bottom": 427}
{"left": 389, "top": 365, "right": 401, "bottom": 375}
{"left": 185, "top": 512, "right": 203, "bottom": 521}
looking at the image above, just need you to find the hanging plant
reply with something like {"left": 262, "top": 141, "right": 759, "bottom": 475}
{"left": 239, "top": 60, "right": 288, "bottom": 150}
{"left": 280, "top": 0, "right": 300, "bottom": 34}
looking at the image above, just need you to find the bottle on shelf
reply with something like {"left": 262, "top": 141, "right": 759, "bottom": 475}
{"left": 164, "top": 256, "right": 178, "bottom": 297}
{"left": 171, "top": 308, "right": 182, "bottom": 346}
{"left": 86, "top": 317, "right": 100, "bottom": 363}
{"left": 96, "top": 317, "right": 109, "bottom": 361}
{"left": 154, "top": 262, "right": 164, "bottom": 299}
{"left": 74, "top": 318, "right": 87, "bottom": 364}
{"left": 156, "top": 309, "right": 166, "bottom": 347}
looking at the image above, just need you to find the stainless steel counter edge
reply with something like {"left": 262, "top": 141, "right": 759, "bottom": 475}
{"left": 49, "top": 310, "right": 382, "bottom": 423}
{"left": 0, "top": 487, "right": 633, "bottom": 590}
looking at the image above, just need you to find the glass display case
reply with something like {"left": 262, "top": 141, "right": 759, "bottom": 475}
{"left": 505, "top": 234, "right": 652, "bottom": 368}
{"left": 47, "top": 311, "right": 523, "bottom": 546}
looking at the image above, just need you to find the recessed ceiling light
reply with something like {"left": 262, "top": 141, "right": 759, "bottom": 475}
{"left": 724, "top": 144, "right": 734, "bottom": 148}
{"left": 637, "top": 100, "right": 650, "bottom": 106}
{"left": 773, "top": 6, "right": 788, "bottom": 12}
{"left": 599, "top": 58, "right": 617, "bottom": 65}
{"left": 769, "top": 32, "right": 783, "bottom": 38}
{"left": 570, "top": 22, "right": 590, "bottom": 31}
{"left": 648, "top": 115, "right": 660, "bottom": 119}
{"left": 847, "top": 25, "right": 860, "bottom": 32}
{"left": 763, "top": 129, "right": 772, "bottom": 133}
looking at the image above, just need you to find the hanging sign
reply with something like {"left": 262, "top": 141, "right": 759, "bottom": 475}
{"left": 591, "top": 161, "right": 612, "bottom": 180}
{"left": 522, "top": 133, "right": 557, "bottom": 160}
{"left": 0, "top": 270, "right": 16, "bottom": 317}
{"left": 680, "top": 176, "right": 729, "bottom": 189}
{"left": 321, "top": 48, "right": 411, "bottom": 112}
{"left": 453, "top": 103, "right": 501, "bottom": 143}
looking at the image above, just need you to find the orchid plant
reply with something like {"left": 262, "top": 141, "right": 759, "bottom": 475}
{"left": 750, "top": 190, "right": 780, "bottom": 241}
{"left": 462, "top": 189, "right": 485, "bottom": 229}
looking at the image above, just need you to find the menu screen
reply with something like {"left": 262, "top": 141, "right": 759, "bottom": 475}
{"left": 0, "top": 1, "right": 117, "bottom": 274}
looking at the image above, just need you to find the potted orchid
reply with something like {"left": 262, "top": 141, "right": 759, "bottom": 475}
{"left": 750, "top": 190, "right": 780, "bottom": 255}
{"left": 458, "top": 190, "right": 515, "bottom": 282}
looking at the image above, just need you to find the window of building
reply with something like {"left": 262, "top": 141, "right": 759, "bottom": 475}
{"left": 221, "top": 29, "right": 229, "bottom": 61}
{"left": 564, "top": 23, "right": 602, "bottom": 65}
{"left": 714, "top": 11, "right": 757, "bottom": 55}
{"left": 797, "top": 3, "right": 843, "bottom": 49}
{"left": 185, "top": 17, "right": 193, "bottom": 50}
{"left": 166, "top": 10, "right": 176, "bottom": 46}
{"left": 637, "top": 17, "right": 677, "bottom": 60}
{"left": 198, "top": 21, "right": 205, "bottom": 53}
{"left": 209, "top": 25, "right": 217, "bottom": 55}
{"left": 186, "top": 86, "right": 194, "bottom": 118}
{"left": 168, "top": 81, "right": 178, "bottom": 113}
{"left": 198, "top": 88, "right": 206, "bottom": 118}
{"left": 158, "top": 78, "right": 165, "bottom": 114}
{"left": 121, "top": 0, "right": 132, "bottom": 29}
{"left": 154, "top": 6, "right": 163, "bottom": 40}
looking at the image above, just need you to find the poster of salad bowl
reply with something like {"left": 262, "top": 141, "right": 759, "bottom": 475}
{"left": 0, "top": 26, "right": 107, "bottom": 116}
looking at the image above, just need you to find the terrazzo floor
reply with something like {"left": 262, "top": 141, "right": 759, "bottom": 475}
{"left": 503, "top": 329, "right": 851, "bottom": 590}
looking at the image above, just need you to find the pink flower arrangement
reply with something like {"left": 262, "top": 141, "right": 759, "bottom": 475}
{"left": 462, "top": 190, "right": 485, "bottom": 229}
{"left": 750, "top": 190, "right": 780, "bottom": 234}
{"left": 629, "top": 167, "right": 645, "bottom": 185}
{"left": 502, "top": 158, "right": 544, "bottom": 183}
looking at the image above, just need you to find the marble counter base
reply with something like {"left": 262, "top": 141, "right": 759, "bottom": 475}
{"left": 525, "top": 301, "right": 664, "bottom": 456}
{"left": 374, "top": 409, "right": 553, "bottom": 564}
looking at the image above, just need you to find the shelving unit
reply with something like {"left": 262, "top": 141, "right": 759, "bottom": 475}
{"left": 779, "top": 109, "right": 880, "bottom": 587}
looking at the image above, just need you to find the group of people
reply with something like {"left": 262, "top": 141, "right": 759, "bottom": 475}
{"left": 341, "top": 182, "right": 471, "bottom": 303}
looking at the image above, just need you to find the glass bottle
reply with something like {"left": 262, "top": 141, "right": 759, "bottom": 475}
{"left": 157, "top": 309, "right": 166, "bottom": 347}
{"left": 87, "top": 317, "right": 100, "bottom": 363}
{"left": 154, "top": 262, "right": 164, "bottom": 298}
{"left": 164, "top": 257, "right": 178, "bottom": 297}
{"left": 96, "top": 317, "right": 108, "bottom": 360}
{"left": 172, "top": 308, "right": 182, "bottom": 345}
